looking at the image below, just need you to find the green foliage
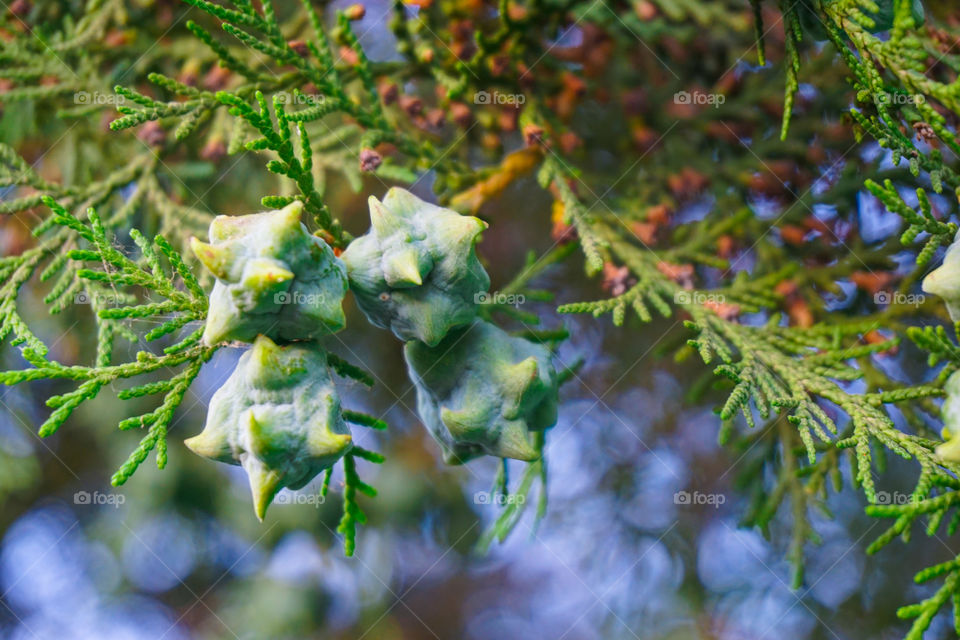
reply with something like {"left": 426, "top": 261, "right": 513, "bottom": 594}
{"left": 3, "top": 0, "right": 960, "bottom": 634}
{"left": 865, "top": 179, "right": 956, "bottom": 264}
{"left": 1, "top": 196, "right": 214, "bottom": 485}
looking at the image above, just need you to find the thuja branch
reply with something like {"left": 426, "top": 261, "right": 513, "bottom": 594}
{"left": 1, "top": 197, "right": 216, "bottom": 485}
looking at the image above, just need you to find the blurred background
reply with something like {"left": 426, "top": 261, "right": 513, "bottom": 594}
{"left": 0, "top": 173, "right": 950, "bottom": 639}
{"left": 2, "top": 0, "right": 958, "bottom": 638}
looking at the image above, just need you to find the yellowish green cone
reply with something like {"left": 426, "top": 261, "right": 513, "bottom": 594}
{"left": 404, "top": 320, "right": 558, "bottom": 464}
{"left": 185, "top": 336, "right": 352, "bottom": 519}
{"left": 191, "top": 201, "right": 348, "bottom": 345}
{"left": 342, "top": 188, "right": 489, "bottom": 346}
{"left": 936, "top": 370, "right": 960, "bottom": 463}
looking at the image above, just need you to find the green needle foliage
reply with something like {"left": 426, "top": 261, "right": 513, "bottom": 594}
{"left": 2, "top": 195, "right": 214, "bottom": 484}
{"left": 2, "top": 0, "right": 960, "bottom": 633}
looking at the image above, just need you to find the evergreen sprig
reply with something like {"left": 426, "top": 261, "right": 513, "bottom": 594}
{"left": 1, "top": 196, "right": 216, "bottom": 484}
{"left": 3, "top": 1, "right": 960, "bottom": 631}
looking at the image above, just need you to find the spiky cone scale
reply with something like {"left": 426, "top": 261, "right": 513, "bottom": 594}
{"left": 936, "top": 370, "right": 960, "bottom": 462}
{"left": 922, "top": 234, "right": 960, "bottom": 322}
{"left": 404, "top": 320, "right": 559, "bottom": 464}
{"left": 185, "top": 336, "right": 352, "bottom": 520}
{"left": 191, "top": 201, "right": 348, "bottom": 345}
{"left": 341, "top": 187, "right": 490, "bottom": 346}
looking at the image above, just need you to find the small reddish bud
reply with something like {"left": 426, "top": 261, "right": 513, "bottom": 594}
{"left": 338, "top": 46, "right": 359, "bottom": 66}
{"left": 8, "top": 0, "right": 31, "bottom": 17}
{"left": 378, "top": 81, "right": 399, "bottom": 105}
{"left": 203, "top": 65, "right": 232, "bottom": 91}
{"left": 287, "top": 40, "right": 309, "bottom": 57}
{"left": 137, "top": 121, "right": 166, "bottom": 148}
{"left": 851, "top": 271, "right": 895, "bottom": 295}
{"left": 359, "top": 148, "right": 382, "bottom": 172}
{"left": 523, "top": 124, "right": 545, "bottom": 147}
{"left": 201, "top": 137, "right": 227, "bottom": 163}
{"left": 779, "top": 225, "right": 807, "bottom": 246}
{"left": 913, "top": 121, "right": 936, "bottom": 143}
{"left": 104, "top": 29, "right": 131, "bottom": 48}
{"left": 426, "top": 108, "right": 445, "bottom": 129}
{"left": 507, "top": 4, "right": 528, "bottom": 20}
{"left": 559, "top": 131, "right": 582, "bottom": 154}
{"left": 481, "top": 132, "right": 502, "bottom": 151}
{"left": 449, "top": 102, "right": 472, "bottom": 128}
{"left": 717, "top": 235, "right": 735, "bottom": 259}
{"left": 703, "top": 299, "right": 740, "bottom": 321}
{"left": 634, "top": 1, "right": 657, "bottom": 20}
{"left": 602, "top": 263, "right": 633, "bottom": 296}
{"left": 490, "top": 55, "right": 510, "bottom": 77}
{"left": 631, "top": 222, "right": 657, "bottom": 245}
{"left": 344, "top": 4, "right": 366, "bottom": 20}
{"left": 656, "top": 262, "right": 695, "bottom": 288}
{"left": 498, "top": 107, "right": 519, "bottom": 132}
{"left": 646, "top": 204, "right": 671, "bottom": 225}
{"left": 399, "top": 94, "right": 423, "bottom": 116}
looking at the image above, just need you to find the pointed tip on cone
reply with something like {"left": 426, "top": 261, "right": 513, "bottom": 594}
{"left": 244, "top": 258, "right": 294, "bottom": 287}
{"left": 247, "top": 336, "right": 286, "bottom": 384}
{"left": 276, "top": 199, "right": 305, "bottom": 229}
{"left": 251, "top": 334, "right": 282, "bottom": 360}
{"left": 440, "top": 406, "right": 484, "bottom": 439}
{"left": 184, "top": 428, "right": 229, "bottom": 460}
{"left": 495, "top": 421, "right": 539, "bottom": 462}
{"left": 453, "top": 215, "right": 488, "bottom": 242}
{"left": 384, "top": 248, "right": 423, "bottom": 287}
{"left": 190, "top": 237, "right": 232, "bottom": 280}
{"left": 307, "top": 429, "right": 352, "bottom": 458}
{"left": 506, "top": 356, "right": 539, "bottom": 386}
{"left": 247, "top": 464, "right": 283, "bottom": 521}
{"left": 369, "top": 196, "right": 406, "bottom": 238}
{"left": 383, "top": 187, "right": 422, "bottom": 212}
{"left": 209, "top": 214, "right": 251, "bottom": 242}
